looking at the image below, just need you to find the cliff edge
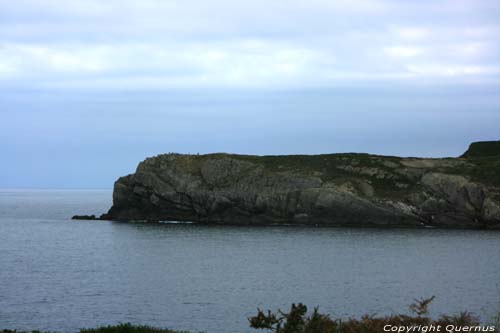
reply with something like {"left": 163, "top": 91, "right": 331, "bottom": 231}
{"left": 95, "top": 141, "right": 500, "bottom": 228}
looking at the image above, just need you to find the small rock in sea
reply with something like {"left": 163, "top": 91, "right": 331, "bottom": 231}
{"left": 72, "top": 215, "right": 97, "bottom": 220}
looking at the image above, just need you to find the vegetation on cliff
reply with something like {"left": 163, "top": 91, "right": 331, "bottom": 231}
{"left": 461, "top": 141, "right": 500, "bottom": 159}
{"left": 3, "top": 298, "right": 499, "bottom": 333}
{"left": 248, "top": 297, "right": 498, "bottom": 333}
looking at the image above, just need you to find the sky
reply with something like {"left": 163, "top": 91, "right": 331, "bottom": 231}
{"left": 1, "top": 0, "right": 500, "bottom": 188}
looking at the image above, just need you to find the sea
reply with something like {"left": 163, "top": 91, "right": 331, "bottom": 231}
{"left": 1, "top": 189, "right": 499, "bottom": 333}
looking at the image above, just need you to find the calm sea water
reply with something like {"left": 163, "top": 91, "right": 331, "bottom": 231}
{"left": 1, "top": 189, "right": 500, "bottom": 333}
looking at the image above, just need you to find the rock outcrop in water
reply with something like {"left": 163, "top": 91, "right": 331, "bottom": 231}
{"left": 93, "top": 141, "right": 500, "bottom": 228}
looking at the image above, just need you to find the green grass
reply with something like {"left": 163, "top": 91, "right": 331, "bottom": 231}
{"left": 459, "top": 155, "right": 500, "bottom": 188}
{"left": 154, "top": 152, "right": 410, "bottom": 192}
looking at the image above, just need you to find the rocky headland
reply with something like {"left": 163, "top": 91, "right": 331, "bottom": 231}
{"left": 75, "top": 141, "right": 500, "bottom": 228}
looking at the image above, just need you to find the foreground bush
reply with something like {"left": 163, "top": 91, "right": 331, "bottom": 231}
{"left": 2, "top": 297, "right": 498, "bottom": 333}
{"left": 80, "top": 323, "right": 189, "bottom": 333}
{"left": 249, "top": 297, "right": 497, "bottom": 333}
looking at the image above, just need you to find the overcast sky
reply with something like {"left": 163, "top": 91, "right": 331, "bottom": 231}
{"left": 1, "top": 0, "right": 500, "bottom": 188}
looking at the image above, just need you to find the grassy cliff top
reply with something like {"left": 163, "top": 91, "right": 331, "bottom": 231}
{"left": 461, "top": 140, "right": 500, "bottom": 158}
{"left": 458, "top": 141, "right": 500, "bottom": 189}
{"left": 143, "top": 141, "right": 500, "bottom": 194}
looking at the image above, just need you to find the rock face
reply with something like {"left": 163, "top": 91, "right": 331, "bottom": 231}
{"left": 101, "top": 141, "right": 500, "bottom": 228}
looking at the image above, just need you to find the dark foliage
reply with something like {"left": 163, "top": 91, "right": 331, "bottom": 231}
{"left": 1, "top": 323, "right": 187, "bottom": 333}
{"left": 2, "top": 299, "right": 497, "bottom": 333}
{"left": 248, "top": 297, "right": 489, "bottom": 333}
{"left": 79, "top": 323, "right": 188, "bottom": 333}
{"left": 408, "top": 295, "right": 436, "bottom": 316}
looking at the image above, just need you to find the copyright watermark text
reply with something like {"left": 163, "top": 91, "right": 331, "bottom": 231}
{"left": 383, "top": 324, "right": 496, "bottom": 333}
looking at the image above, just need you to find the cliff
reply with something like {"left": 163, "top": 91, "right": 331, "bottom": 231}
{"left": 96, "top": 141, "right": 500, "bottom": 228}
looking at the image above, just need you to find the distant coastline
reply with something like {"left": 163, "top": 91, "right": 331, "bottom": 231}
{"left": 74, "top": 141, "right": 500, "bottom": 229}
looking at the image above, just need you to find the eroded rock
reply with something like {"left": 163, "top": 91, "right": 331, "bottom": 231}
{"left": 98, "top": 142, "right": 500, "bottom": 228}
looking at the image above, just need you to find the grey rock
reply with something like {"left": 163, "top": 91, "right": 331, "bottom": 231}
{"left": 101, "top": 148, "right": 500, "bottom": 228}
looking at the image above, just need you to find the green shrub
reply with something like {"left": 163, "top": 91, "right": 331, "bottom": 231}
{"left": 79, "top": 323, "right": 188, "bottom": 333}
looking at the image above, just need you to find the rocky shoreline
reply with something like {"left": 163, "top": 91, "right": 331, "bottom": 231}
{"left": 74, "top": 141, "right": 500, "bottom": 229}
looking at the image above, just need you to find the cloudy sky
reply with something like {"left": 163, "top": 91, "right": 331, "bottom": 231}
{"left": 1, "top": 0, "right": 500, "bottom": 188}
